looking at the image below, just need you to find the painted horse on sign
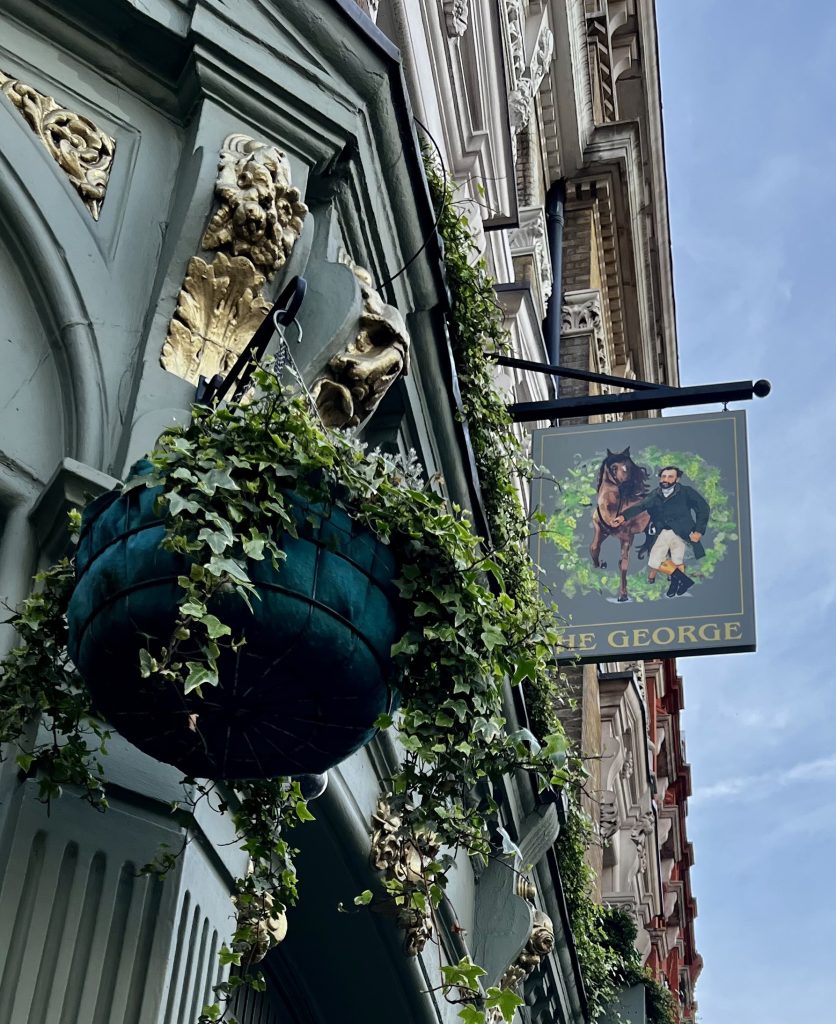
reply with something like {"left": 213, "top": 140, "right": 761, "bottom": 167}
{"left": 589, "top": 448, "right": 652, "bottom": 602}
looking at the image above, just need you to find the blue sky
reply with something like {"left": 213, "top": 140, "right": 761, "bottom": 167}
{"left": 656, "top": 1, "right": 836, "bottom": 1020}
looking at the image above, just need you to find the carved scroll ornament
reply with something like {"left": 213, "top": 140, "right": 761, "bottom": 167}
{"left": 508, "top": 25, "right": 554, "bottom": 132}
{"left": 311, "top": 260, "right": 411, "bottom": 429}
{"left": 0, "top": 69, "right": 115, "bottom": 219}
{"left": 370, "top": 801, "right": 439, "bottom": 956}
{"left": 202, "top": 133, "right": 308, "bottom": 279}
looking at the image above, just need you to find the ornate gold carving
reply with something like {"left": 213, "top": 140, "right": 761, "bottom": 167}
{"left": 311, "top": 259, "right": 410, "bottom": 429}
{"left": 161, "top": 253, "right": 271, "bottom": 383}
{"left": 0, "top": 69, "right": 115, "bottom": 220}
{"left": 370, "top": 801, "right": 439, "bottom": 956}
{"left": 202, "top": 133, "right": 308, "bottom": 278}
{"left": 163, "top": 133, "right": 309, "bottom": 384}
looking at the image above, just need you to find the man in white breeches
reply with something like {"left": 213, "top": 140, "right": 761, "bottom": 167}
{"left": 647, "top": 528, "right": 686, "bottom": 573}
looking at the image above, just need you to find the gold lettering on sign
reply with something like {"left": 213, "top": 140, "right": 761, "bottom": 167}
{"left": 606, "top": 622, "right": 746, "bottom": 648}
{"left": 0, "top": 69, "right": 115, "bottom": 219}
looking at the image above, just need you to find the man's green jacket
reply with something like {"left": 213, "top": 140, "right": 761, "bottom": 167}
{"left": 622, "top": 483, "right": 710, "bottom": 559}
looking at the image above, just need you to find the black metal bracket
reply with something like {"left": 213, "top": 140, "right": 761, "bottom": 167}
{"left": 195, "top": 276, "right": 307, "bottom": 406}
{"left": 494, "top": 355, "right": 771, "bottom": 421}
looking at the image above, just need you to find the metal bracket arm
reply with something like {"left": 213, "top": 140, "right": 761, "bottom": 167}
{"left": 507, "top": 379, "right": 771, "bottom": 422}
{"left": 494, "top": 354, "right": 664, "bottom": 392}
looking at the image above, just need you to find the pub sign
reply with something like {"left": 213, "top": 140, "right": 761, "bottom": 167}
{"left": 531, "top": 411, "right": 756, "bottom": 661}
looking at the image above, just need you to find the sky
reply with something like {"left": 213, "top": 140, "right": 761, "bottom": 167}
{"left": 655, "top": 1, "right": 836, "bottom": 1021}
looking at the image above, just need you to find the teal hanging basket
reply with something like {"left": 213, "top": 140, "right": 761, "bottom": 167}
{"left": 67, "top": 472, "right": 403, "bottom": 780}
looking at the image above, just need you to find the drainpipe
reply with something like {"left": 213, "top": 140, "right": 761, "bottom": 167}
{"left": 543, "top": 179, "right": 566, "bottom": 368}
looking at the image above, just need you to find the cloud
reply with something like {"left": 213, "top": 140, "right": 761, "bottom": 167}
{"left": 692, "top": 752, "right": 836, "bottom": 804}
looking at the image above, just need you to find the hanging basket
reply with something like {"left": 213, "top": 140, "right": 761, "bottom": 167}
{"left": 67, "top": 474, "right": 403, "bottom": 780}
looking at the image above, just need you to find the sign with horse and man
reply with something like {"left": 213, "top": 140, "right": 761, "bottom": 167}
{"left": 531, "top": 411, "right": 755, "bottom": 662}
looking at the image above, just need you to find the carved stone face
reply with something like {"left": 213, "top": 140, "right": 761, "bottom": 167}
{"left": 444, "top": 0, "right": 470, "bottom": 35}
{"left": 233, "top": 161, "right": 279, "bottom": 239}
{"left": 202, "top": 134, "right": 308, "bottom": 278}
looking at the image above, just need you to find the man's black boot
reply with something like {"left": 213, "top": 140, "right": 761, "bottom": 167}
{"left": 666, "top": 571, "right": 682, "bottom": 597}
{"left": 676, "top": 571, "right": 695, "bottom": 595}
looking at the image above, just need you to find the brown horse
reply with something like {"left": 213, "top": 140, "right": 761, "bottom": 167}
{"left": 589, "top": 448, "right": 651, "bottom": 602}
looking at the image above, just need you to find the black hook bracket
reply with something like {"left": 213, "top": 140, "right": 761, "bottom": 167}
{"left": 492, "top": 355, "right": 771, "bottom": 421}
{"left": 195, "top": 276, "right": 307, "bottom": 406}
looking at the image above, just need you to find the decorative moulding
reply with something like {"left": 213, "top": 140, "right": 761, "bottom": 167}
{"left": 0, "top": 68, "right": 115, "bottom": 220}
{"left": 28, "top": 458, "right": 120, "bottom": 562}
{"left": 509, "top": 206, "right": 553, "bottom": 315}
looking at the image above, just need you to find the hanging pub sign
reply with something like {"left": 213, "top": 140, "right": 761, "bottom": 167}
{"left": 531, "top": 410, "right": 756, "bottom": 662}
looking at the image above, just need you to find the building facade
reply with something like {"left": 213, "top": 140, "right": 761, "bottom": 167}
{"left": 0, "top": 0, "right": 699, "bottom": 1022}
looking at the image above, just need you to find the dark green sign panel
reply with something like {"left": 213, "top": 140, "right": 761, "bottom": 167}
{"left": 531, "top": 411, "right": 756, "bottom": 661}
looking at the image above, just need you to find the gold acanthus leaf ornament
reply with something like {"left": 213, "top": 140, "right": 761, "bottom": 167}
{"left": 161, "top": 253, "right": 271, "bottom": 384}
{"left": 0, "top": 69, "right": 115, "bottom": 220}
{"left": 202, "top": 133, "right": 308, "bottom": 278}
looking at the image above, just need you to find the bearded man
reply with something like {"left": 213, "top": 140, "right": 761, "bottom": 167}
{"left": 613, "top": 466, "right": 710, "bottom": 597}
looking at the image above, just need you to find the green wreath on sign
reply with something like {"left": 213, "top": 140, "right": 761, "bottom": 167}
{"left": 543, "top": 445, "right": 737, "bottom": 603}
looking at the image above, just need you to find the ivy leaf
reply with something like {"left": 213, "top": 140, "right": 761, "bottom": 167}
{"left": 480, "top": 625, "right": 506, "bottom": 651}
{"left": 508, "top": 728, "right": 541, "bottom": 754}
{"left": 166, "top": 491, "right": 201, "bottom": 516}
{"left": 391, "top": 635, "right": 419, "bottom": 657}
{"left": 197, "top": 527, "right": 232, "bottom": 555}
{"left": 353, "top": 890, "right": 373, "bottom": 906}
{"left": 201, "top": 467, "right": 239, "bottom": 494}
{"left": 512, "top": 657, "right": 538, "bottom": 685}
{"left": 138, "top": 649, "right": 156, "bottom": 678}
{"left": 218, "top": 945, "right": 242, "bottom": 967}
{"left": 180, "top": 600, "right": 207, "bottom": 618}
{"left": 541, "top": 731, "right": 570, "bottom": 763}
{"left": 184, "top": 663, "right": 218, "bottom": 693}
{"left": 441, "top": 957, "right": 486, "bottom": 992}
{"left": 201, "top": 614, "right": 231, "bottom": 639}
{"left": 458, "top": 1007, "right": 485, "bottom": 1024}
{"left": 485, "top": 987, "right": 524, "bottom": 1022}
{"left": 496, "top": 826, "right": 523, "bottom": 860}
{"left": 243, "top": 537, "right": 266, "bottom": 560}
{"left": 295, "top": 800, "right": 315, "bottom": 822}
{"left": 207, "top": 557, "right": 251, "bottom": 583}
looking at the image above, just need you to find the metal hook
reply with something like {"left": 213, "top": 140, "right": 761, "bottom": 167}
{"left": 195, "top": 275, "right": 307, "bottom": 406}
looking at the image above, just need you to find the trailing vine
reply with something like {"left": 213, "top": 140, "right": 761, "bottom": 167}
{"left": 425, "top": 154, "right": 674, "bottom": 1023}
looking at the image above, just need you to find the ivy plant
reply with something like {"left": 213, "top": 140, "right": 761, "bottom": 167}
{"left": 425, "top": 152, "right": 677, "bottom": 1024}
{"left": 0, "top": 361, "right": 571, "bottom": 1024}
